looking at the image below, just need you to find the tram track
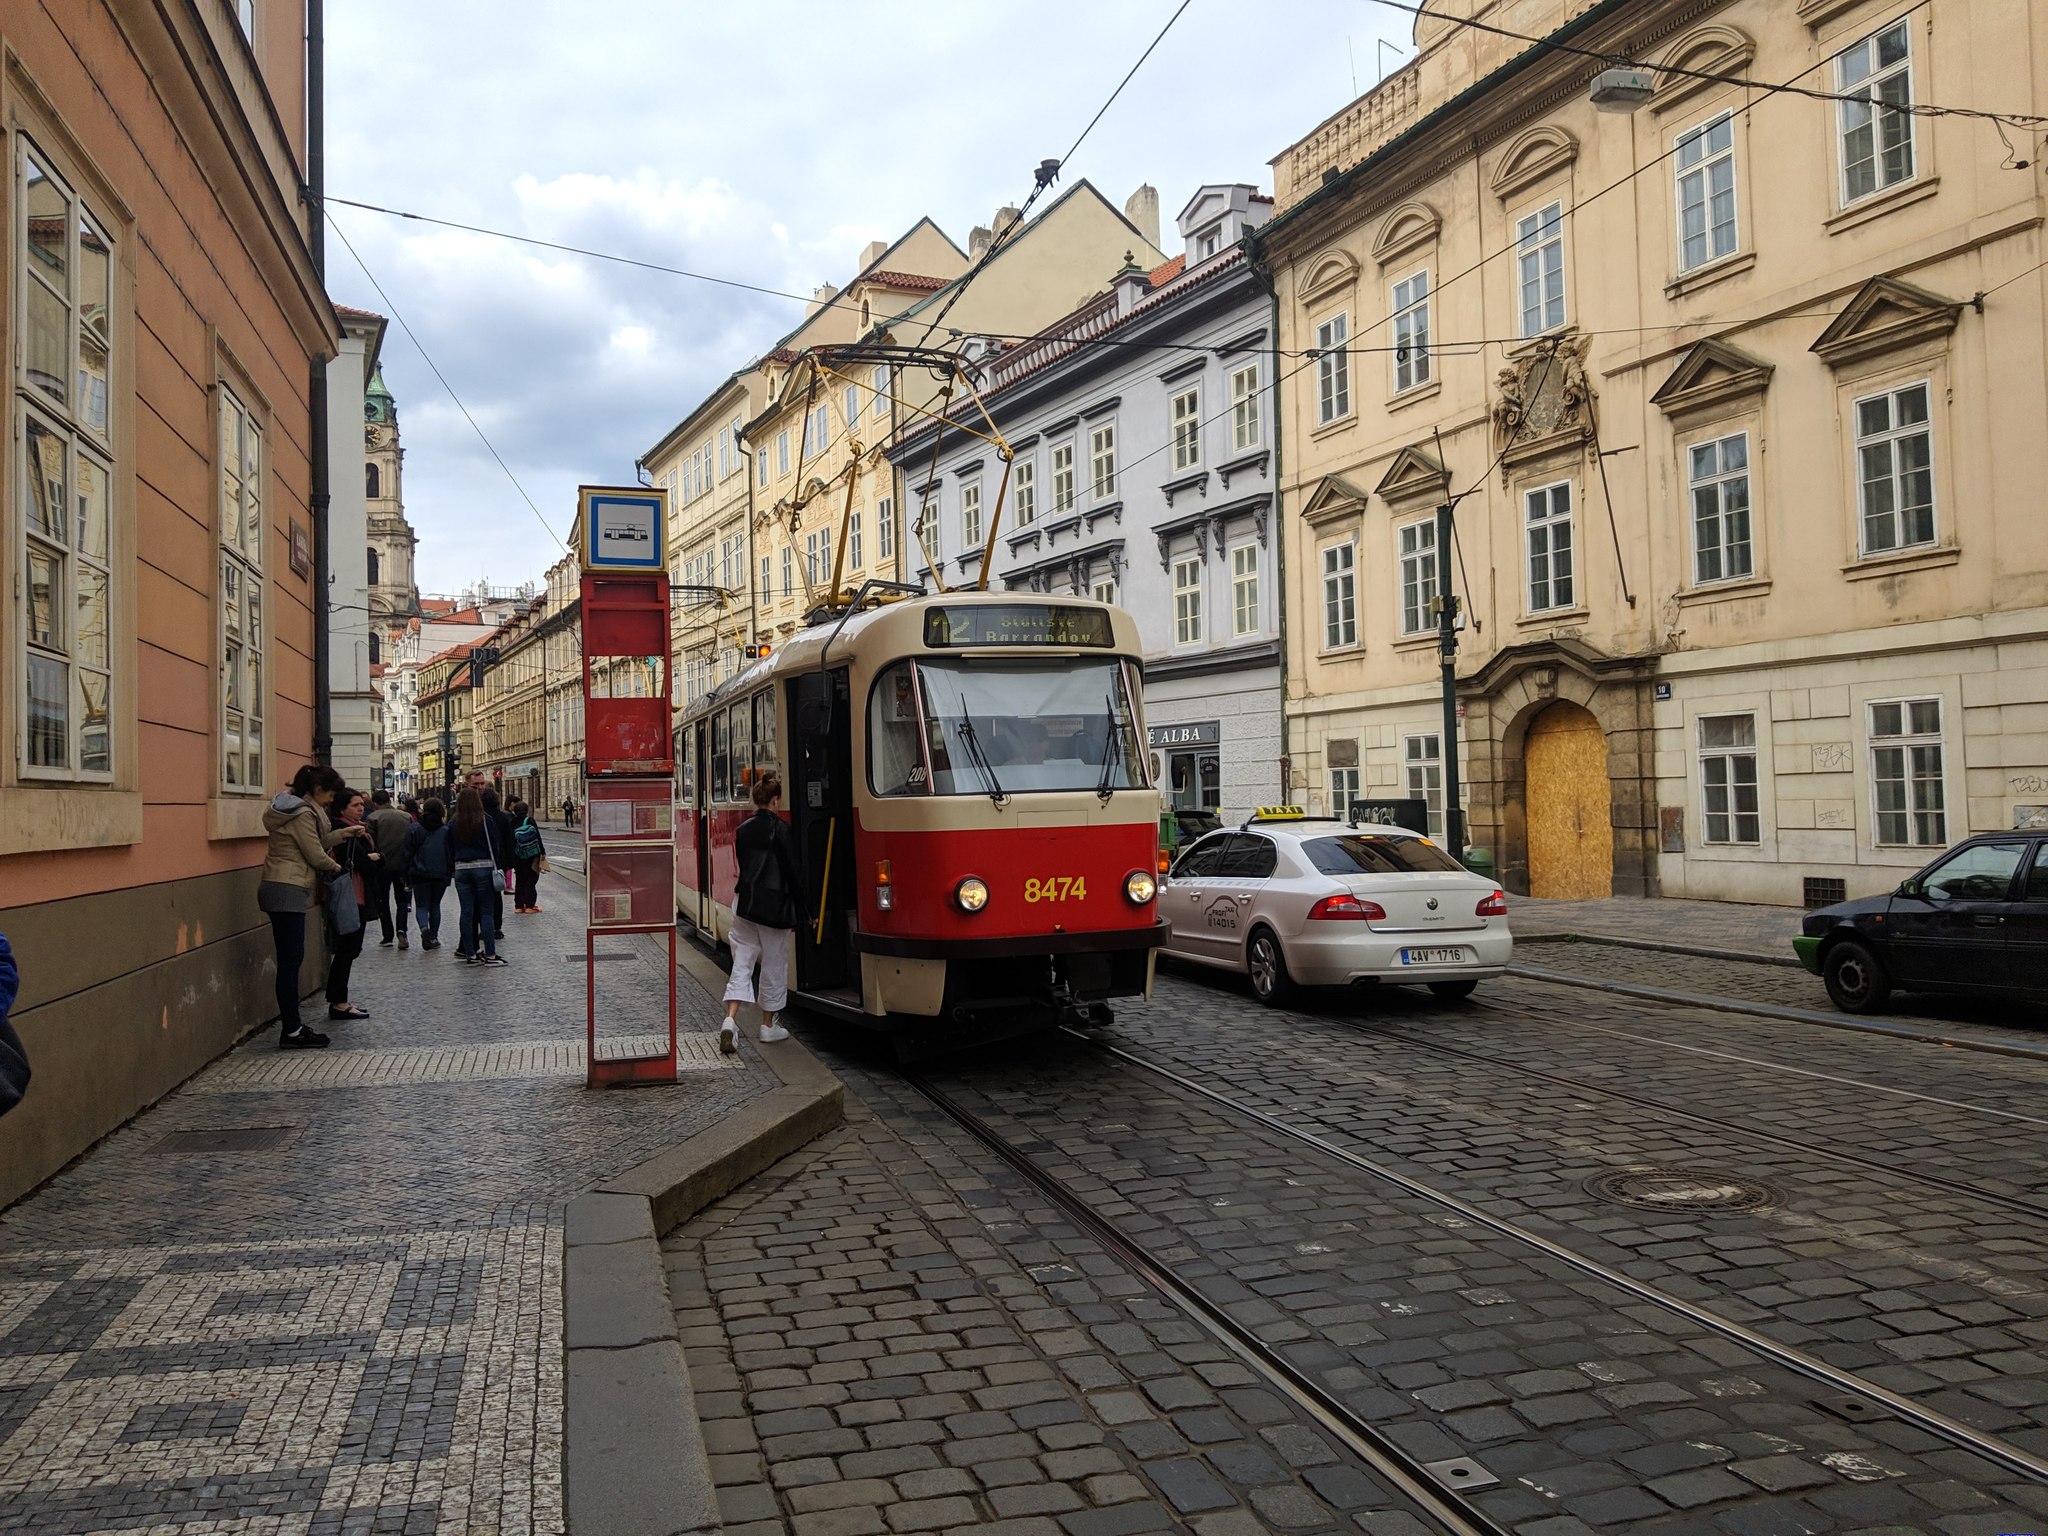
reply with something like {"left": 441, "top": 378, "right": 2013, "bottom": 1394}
{"left": 906, "top": 1033, "right": 2048, "bottom": 1497}
{"left": 1328, "top": 1014, "right": 2048, "bottom": 1225}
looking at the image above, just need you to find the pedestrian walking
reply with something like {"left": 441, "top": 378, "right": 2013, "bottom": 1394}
{"left": 257, "top": 764, "right": 354, "bottom": 1049}
{"left": 404, "top": 797, "right": 455, "bottom": 950}
{"left": 480, "top": 786, "right": 515, "bottom": 943}
{"left": 450, "top": 787, "right": 506, "bottom": 966}
{"left": 721, "top": 771, "right": 803, "bottom": 1053}
{"left": 365, "top": 789, "right": 414, "bottom": 949}
{"left": 0, "top": 930, "right": 29, "bottom": 1117}
{"left": 324, "top": 790, "right": 374, "bottom": 1021}
{"left": 561, "top": 794, "right": 577, "bottom": 828}
{"left": 510, "top": 799, "right": 548, "bottom": 913}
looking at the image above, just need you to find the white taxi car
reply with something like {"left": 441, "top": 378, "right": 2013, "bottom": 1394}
{"left": 1159, "top": 809, "right": 1513, "bottom": 1006}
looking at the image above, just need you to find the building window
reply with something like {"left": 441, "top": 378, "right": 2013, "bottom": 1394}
{"left": 871, "top": 366, "right": 889, "bottom": 418}
{"left": 1230, "top": 363, "right": 1260, "bottom": 451}
{"left": 781, "top": 546, "right": 793, "bottom": 597}
{"left": 962, "top": 481, "right": 982, "bottom": 548}
{"left": 805, "top": 403, "right": 828, "bottom": 457}
{"left": 758, "top": 553, "right": 770, "bottom": 598}
{"left": 1197, "top": 229, "right": 1220, "bottom": 261}
{"left": 878, "top": 496, "right": 895, "bottom": 561}
{"left": 237, "top": 0, "right": 255, "bottom": 40}
{"left": 773, "top": 431, "right": 788, "bottom": 477}
{"left": 1322, "top": 542, "right": 1357, "bottom": 650}
{"left": 1516, "top": 202, "right": 1566, "bottom": 337}
{"left": 367, "top": 546, "right": 380, "bottom": 587}
{"left": 1398, "top": 518, "right": 1436, "bottom": 635}
{"left": 1315, "top": 313, "right": 1350, "bottom": 423}
{"left": 1392, "top": 270, "right": 1430, "bottom": 392}
{"left": 1172, "top": 557, "right": 1202, "bottom": 645}
{"left": 1013, "top": 458, "right": 1035, "bottom": 525}
{"left": 1171, "top": 388, "right": 1201, "bottom": 471}
{"left": 18, "top": 147, "right": 115, "bottom": 780}
{"left": 1855, "top": 382, "right": 1934, "bottom": 555}
{"left": 1676, "top": 114, "right": 1738, "bottom": 271}
{"left": 1838, "top": 20, "right": 1914, "bottom": 205}
{"left": 1870, "top": 698, "right": 1944, "bottom": 845}
{"left": 1051, "top": 442, "right": 1076, "bottom": 514}
{"left": 843, "top": 384, "right": 860, "bottom": 432}
{"left": 219, "top": 385, "right": 264, "bottom": 791}
{"left": 1404, "top": 734, "right": 1444, "bottom": 838}
{"left": 849, "top": 509, "right": 863, "bottom": 569}
{"left": 1698, "top": 714, "right": 1760, "bottom": 844}
{"left": 1525, "top": 480, "right": 1574, "bottom": 612}
{"left": 1092, "top": 575, "right": 1118, "bottom": 605}
{"left": 1330, "top": 765, "right": 1361, "bottom": 817}
{"left": 717, "top": 427, "right": 730, "bottom": 478}
{"left": 366, "top": 462, "right": 380, "bottom": 498}
{"left": 1230, "top": 543, "right": 1259, "bottom": 638}
{"left": 1090, "top": 423, "right": 1117, "bottom": 499}
{"left": 1690, "top": 432, "right": 1753, "bottom": 584}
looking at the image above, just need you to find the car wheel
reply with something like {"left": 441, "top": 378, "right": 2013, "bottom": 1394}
{"left": 1247, "top": 928, "right": 1294, "bottom": 1008}
{"left": 1823, "top": 939, "right": 1892, "bottom": 1014}
{"left": 1428, "top": 980, "right": 1478, "bottom": 1003}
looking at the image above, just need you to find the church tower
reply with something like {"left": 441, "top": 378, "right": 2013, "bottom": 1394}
{"left": 363, "top": 364, "right": 420, "bottom": 660}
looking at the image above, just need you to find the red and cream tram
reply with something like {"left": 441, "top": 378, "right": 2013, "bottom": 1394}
{"left": 675, "top": 591, "right": 1165, "bottom": 1044}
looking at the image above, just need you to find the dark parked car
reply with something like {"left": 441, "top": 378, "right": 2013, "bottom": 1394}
{"left": 1794, "top": 833, "right": 2048, "bottom": 1012}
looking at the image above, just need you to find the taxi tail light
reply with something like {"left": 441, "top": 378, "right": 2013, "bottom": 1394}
{"left": 1476, "top": 890, "right": 1508, "bottom": 917}
{"left": 1308, "top": 894, "right": 1386, "bottom": 921}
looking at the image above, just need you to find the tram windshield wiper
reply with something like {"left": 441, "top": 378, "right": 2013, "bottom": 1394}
{"left": 1096, "top": 693, "right": 1124, "bottom": 804}
{"left": 954, "top": 703, "right": 1007, "bottom": 807}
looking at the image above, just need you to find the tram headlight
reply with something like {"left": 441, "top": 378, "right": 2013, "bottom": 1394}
{"left": 1123, "top": 869, "right": 1157, "bottom": 905}
{"left": 954, "top": 875, "right": 990, "bottom": 914}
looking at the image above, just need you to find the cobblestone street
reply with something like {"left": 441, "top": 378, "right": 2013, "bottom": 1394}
{"left": 0, "top": 878, "right": 760, "bottom": 1535}
{"left": 678, "top": 912, "right": 2048, "bottom": 1536}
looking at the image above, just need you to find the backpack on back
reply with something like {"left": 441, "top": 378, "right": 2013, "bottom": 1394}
{"left": 513, "top": 817, "right": 544, "bottom": 861}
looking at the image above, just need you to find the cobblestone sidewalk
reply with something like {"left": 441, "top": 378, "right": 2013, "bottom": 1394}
{"left": 0, "top": 880, "right": 767, "bottom": 1535}
{"left": 1509, "top": 895, "right": 1799, "bottom": 959}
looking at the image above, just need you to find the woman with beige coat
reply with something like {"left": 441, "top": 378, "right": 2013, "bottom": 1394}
{"left": 258, "top": 763, "right": 358, "bottom": 1049}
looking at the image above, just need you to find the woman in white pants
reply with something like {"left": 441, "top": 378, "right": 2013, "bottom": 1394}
{"left": 722, "top": 771, "right": 804, "bottom": 1051}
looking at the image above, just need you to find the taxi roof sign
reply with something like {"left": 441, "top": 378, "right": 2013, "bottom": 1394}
{"left": 1252, "top": 805, "right": 1306, "bottom": 820}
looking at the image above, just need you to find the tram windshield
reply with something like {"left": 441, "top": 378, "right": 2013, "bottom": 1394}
{"left": 869, "top": 656, "right": 1149, "bottom": 797}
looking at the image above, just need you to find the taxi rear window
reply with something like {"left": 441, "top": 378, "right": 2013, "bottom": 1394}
{"left": 1305, "top": 835, "right": 1462, "bottom": 875}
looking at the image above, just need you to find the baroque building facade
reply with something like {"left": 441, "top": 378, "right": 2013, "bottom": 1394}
{"left": 363, "top": 364, "right": 421, "bottom": 661}
{"left": 1258, "top": 0, "right": 2048, "bottom": 905}
{"left": 890, "top": 185, "right": 1284, "bottom": 821}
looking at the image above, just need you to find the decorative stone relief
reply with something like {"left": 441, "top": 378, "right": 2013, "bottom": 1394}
{"left": 1492, "top": 335, "right": 1593, "bottom": 474}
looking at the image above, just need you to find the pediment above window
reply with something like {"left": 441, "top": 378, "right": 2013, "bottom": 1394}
{"left": 1374, "top": 445, "right": 1450, "bottom": 505}
{"left": 1299, "top": 473, "right": 1370, "bottom": 529}
{"left": 1371, "top": 202, "right": 1442, "bottom": 269}
{"left": 1810, "top": 276, "right": 1963, "bottom": 370}
{"left": 1652, "top": 25, "right": 1756, "bottom": 115}
{"left": 1490, "top": 125, "right": 1578, "bottom": 202}
{"left": 1297, "top": 248, "right": 1361, "bottom": 308}
{"left": 1651, "top": 338, "right": 1774, "bottom": 421}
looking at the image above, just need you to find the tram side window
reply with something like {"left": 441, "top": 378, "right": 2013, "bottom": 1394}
{"left": 711, "top": 711, "right": 730, "bottom": 802}
{"left": 680, "top": 729, "right": 696, "bottom": 806}
{"left": 729, "top": 699, "right": 753, "bottom": 799}
{"left": 869, "top": 661, "right": 930, "bottom": 796}
{"left": 754, "top": 690, "right": 778, "bottom": 783}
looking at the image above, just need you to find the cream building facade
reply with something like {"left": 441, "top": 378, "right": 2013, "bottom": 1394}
{"left": 1259, "top": 0, "right": 2048, "bottom": 906}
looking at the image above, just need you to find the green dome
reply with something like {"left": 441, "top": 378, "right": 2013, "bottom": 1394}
{"left": 364, "top": 364, "right": 396, "bottom": 425}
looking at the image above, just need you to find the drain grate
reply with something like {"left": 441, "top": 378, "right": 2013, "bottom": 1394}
{"left": 1584, "top": 1166, "right": 1779, "bottom": 1214}
{"left": 152, "top": 1126, "right": 301, "bottom": 1154}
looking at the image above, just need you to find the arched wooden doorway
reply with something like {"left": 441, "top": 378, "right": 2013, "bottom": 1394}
{"left": 1524, "top": 701, "right": 1612, "bottom": 899}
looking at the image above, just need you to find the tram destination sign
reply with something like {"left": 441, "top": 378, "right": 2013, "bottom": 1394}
{"left": 924, "top": 603, "right": 1115, "bottom": 649}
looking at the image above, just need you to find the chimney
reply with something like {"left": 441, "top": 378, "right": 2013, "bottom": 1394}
{"left": 968, "top": 225, "right": 993, "bottom": 260}
{"left": 991, "top": 204, "right": 1021, "bottom": 243}
{"left": 859, "top": 238, "right": 889, "bottom": 271}
{"left": 1124, "top": 185, "right": 1160, "bottom": 252}
{"left": 806, "top": 282, "right": 839, "bottom": 318}
{"left": 1111, "top": 251, "right": 1151, "bottom": 317}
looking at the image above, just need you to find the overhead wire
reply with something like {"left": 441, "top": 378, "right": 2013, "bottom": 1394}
{"left": 327, "top": 210, "right": 568, "bottom": 551}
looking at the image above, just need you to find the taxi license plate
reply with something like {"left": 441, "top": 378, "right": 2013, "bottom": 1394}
{"left": 1399, "top": 947, "right": 1466, "bottom": 966}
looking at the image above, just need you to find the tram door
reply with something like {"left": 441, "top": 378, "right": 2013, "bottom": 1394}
{"left": 789, "top": 667, "right": 855, "bottom": 995}
{"left": 690, "top": 720, "right": 711, "bottom": 930}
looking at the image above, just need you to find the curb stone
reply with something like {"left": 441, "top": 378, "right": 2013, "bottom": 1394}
{"left": 563, "top": 913, "right": 846, "bottom": 1536}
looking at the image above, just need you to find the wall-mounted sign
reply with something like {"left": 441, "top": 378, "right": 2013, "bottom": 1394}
{"left": 1654, "top": 682, "right": 1673, "bottom": 701}
{"left": 1148, "top": 720, "right": 1220, "bottom": 749}
{"left": 579, "top": 486, "right": 667, "bottom": 570}
{"left": 289, "top": 518, "right": 312, "bottom": 577}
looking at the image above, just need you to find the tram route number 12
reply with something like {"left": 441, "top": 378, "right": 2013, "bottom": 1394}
{"left": 1024, "top": 876, "right": 1088, "bottom": 903}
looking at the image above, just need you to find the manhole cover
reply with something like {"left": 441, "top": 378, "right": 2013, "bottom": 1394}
{"left": 1584, "top": 1166, "right": 1778, "bottom": 1214}
{"left": 151, "top": 1126, "right": 301, "bottom": 1154}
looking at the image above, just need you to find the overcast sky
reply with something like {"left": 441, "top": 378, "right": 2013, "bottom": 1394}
{"left": 325, "top": 1, "right": 1413, "bottom": 597}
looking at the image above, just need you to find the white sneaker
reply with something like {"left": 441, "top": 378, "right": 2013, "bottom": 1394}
{"left": 759, "top": 1022, "right": 790, "bottom": 1044}
{"left": 718, "top": 1019, "right": 740, "bottom": 1056}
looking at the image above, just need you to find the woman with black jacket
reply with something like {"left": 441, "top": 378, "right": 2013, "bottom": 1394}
{"left": 720, "top": 772, "right": 804, "bottom": 1053}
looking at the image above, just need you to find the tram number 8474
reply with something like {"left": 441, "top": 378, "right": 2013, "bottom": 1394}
{"left": 1024, "top": 876, "right": 1089, "bottom": 904}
